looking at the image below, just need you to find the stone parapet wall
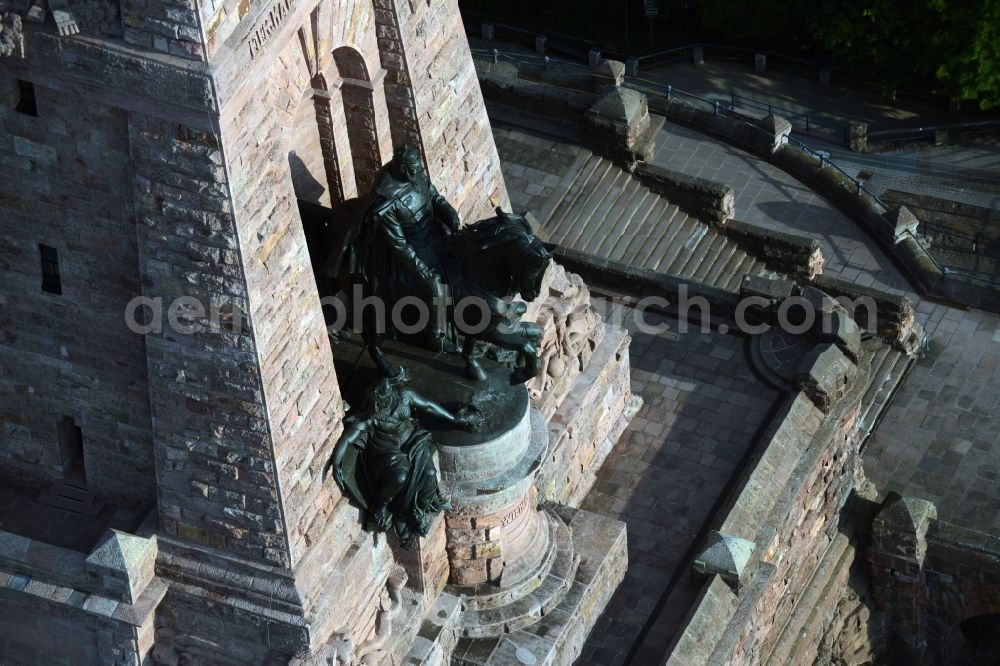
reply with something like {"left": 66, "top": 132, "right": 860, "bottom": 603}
{"left": 666, "top": 339, "right": 869, "bottom": 664}
{"left": 634, "top": 161, "right": 735, "bottom": 228}
{"left": 810, "top": 274, "right": 923, "bottom": 352}
{"left": 726, "top": 219, "right": 824, "bottom": 279}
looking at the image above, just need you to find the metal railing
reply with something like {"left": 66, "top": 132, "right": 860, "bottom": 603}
{"left": 726, "top": 94, "right": 849, "bottom": 137}
{"left": 470, "top": 47, "right": 1000, "bottom": 289}
{"left": 868, "top": 119, "right": 1000, "bottom": 145}
{"left": 465, "top": 11, "right": 837, "bottom": 75}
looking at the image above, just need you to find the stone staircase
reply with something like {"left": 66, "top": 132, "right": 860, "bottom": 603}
{"left": 857, "top": 340, "right": 914, "bottom": 443}
{"left": 536, "top": 151, "right": 776, "bottom": 291}
{"left": 764, "top": 532, "right": 857, "bottom": 665}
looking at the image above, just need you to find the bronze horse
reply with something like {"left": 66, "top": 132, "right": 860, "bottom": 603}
{"left": 322, "top": 207, "right": 552, "bottom": 385}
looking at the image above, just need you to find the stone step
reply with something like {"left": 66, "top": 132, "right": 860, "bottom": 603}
{"left": 859, "top": 349, "right": 912, "bottom": 437}
{"left": 697, "top": 237, "right": 740, "bottom": 288}
{"left": 654, "top": 214, "right": 701, "bottom": 274}
{"left": 537, "top": 149, "right": 592, "bottom": 227}
{"left": 400, "top": 593, "right": 461, "bottom": 666}
{"left": 765, "top": 532, "right": 854, "bottom": 665}
{"left": 592, "top": 187, "right": 651, "bottom": 258}
{"left": 688, "top": 235, "right": 730, "bottom": 284}
{"left": 581, "top": 179, "right": 645, "bottom": 255}
{"left": 452, "top": 509, "right": 579, "bottom": 639}
{"left": 672, "top": 225, "right": 714, "bottom": 277}
{"left": 715, "top": 247, "right": 749, "bottom": 291}
{"left": 722, "top": 253, "right": 757, "bottom": 292}
{"left": 604, "top": 191, "right": 659, "bottom": 262}
{"left": 617, "top": 200, "right": 674, "bottom": 266}
{"left": 549, "top": 157, "right": 619, "bottom": 243}
{"left": 539, "top": 151, "right": 765, "bottom": 293}
{"left": 541, "top": 153, "right": 604, "bottom": 237}
{"left": 567, "top": 168, "right": 634, "bottom": 251}
{"left": 641, "top": 204, "right": 689, "bottom": 270}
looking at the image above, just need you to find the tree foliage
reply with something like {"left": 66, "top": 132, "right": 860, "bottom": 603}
{"left": 927, "top": 0, "right": 1000, "bottom": 108}
{"left": 460, "top": 0, "right": 1000, "bottom": 108}
{"left": 699, "top": 0, "right": 1000, "bottom": 109}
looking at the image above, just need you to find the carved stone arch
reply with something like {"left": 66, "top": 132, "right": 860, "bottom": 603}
{"left": 332, "top": 45, "right": 382, "bottom": 196}
{"left": 281, "top": 20, "right": 347, "bottom": 207}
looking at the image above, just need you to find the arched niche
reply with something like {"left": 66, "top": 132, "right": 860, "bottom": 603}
{"left": 287, "top": 72, "right": 344, "bottom": 209}
{"left": 333, "top": 46, "right": 382, "bottom": 197}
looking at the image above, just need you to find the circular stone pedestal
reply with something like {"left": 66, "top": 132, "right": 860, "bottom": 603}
{"left": 329, "top": 336, "right": 580, "bottom": 638}
{"left": 438, "top": 403, "right": 579, "bottom": 638}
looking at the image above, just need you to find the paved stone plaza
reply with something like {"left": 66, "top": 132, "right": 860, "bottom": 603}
{"left": 574, "top": 308, "right": 779, "bottom": 664}
{"left": 494, "top": 116, "right": 1000, "bottom": 660}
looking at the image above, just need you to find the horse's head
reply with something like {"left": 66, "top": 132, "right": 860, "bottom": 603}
{"left": 454, "top": 209, "right": 553, "bottom": 302}
{"left": 494, "top": 210, "right": 552, "bottom": 302}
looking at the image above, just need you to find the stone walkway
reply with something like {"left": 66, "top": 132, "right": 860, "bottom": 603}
{"left": 575, "top": 307, "right": 779, "bottom": 665}
{"left": 642, "top": 121, "right": 1000, "bottom": 540}
{"left": 651, "top": 120, "right": 914, "bottom": 295}
{"left": 491, "top": 116, "right": 1000, "bottom": 662}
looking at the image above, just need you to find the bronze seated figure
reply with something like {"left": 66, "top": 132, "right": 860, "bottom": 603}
{"left": 325, "top": 368, "right": 482, "bottom": 548}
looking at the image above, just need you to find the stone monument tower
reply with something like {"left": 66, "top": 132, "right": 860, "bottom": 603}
{"left": 0, "top": 0, "right": 632, "bottom": 661}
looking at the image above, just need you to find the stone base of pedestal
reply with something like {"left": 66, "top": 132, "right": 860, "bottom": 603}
{"left": 448, "top": 507, "right": 578, "bottom": 639}
{"left": 447, "top": 508, "right": 627, "bottom": 665}
{"left": 536, "top": 324, "right": 637, "bottom": 507}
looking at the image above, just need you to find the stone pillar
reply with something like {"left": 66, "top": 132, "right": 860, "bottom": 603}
{"left": 535, "top": 35, "right": 547, "bottom": 55}
{"left": 883, "top": 206, "right": 920, "bottom": 243}
{"left": 438, "top": 406, "right": 548, "bottom": 587}
{"left": 755, "top": 53, "right": 766, "bottom": 73}
{"left": 693, "top": 45, "right": 704, "bottom": 65}
{"left": 848, "top": 122, "right": 869, "bottom": 152}
{"left": 481, "top": 22, "right": 493, "bottom": 40}
{"left": 437, "top": 405, "right": 578, "bottom": 638}
{"left": 626, "top": 58, "right": 639, "bottom": 77}
{"left": 588, "top": 47, "right": 602, "bottom": 68}
{"left": 869, "top": 493, "right": 937, "bottom": 665}
{"left": 755, "top": 114, "right": 792, "bottom": 154}
{"left": 591, "top": 59, "right": 626, "bottom": 93}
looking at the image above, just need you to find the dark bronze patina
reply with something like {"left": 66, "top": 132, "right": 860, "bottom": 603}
{"left": 325, "top": 368, "right": 482, "bottom": 547}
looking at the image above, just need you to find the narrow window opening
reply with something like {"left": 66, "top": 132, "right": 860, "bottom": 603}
{"left": 57, "top": 416, "right": 87, "bottom": 488}
{"left": 15, "top": 80, "right": 38, "bottom": 116}
{"left": 39, "top": 244, "right": 61, "bottom": 294}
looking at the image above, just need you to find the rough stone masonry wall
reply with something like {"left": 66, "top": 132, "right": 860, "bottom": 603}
{"left": 726, "top": 397, "right": 862, "bottom": 664}
{"left": 128, "top": 113, "right": 303, "bottom": 567}
{"left": 372, "top": 0, "right": 508, "bottom": 221}
{"left": 0, "top": 68, "right": 156, "bottom": 506}
{"left": 670, "top": 378, "right": 866, "bottom": 665}
{"left": 211, "top": 32, "right": 356, "bottom": 573}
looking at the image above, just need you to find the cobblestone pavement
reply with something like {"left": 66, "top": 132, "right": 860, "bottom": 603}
{"left": 574, "top": 306, "right": 780, "bottom": 665}
{"left": 492, "top": 119, "right": 1000, "bottom": 661}
{"left": 493, "top": 126, "right": 581, "bottom": 213}
{"left": 650, "top": 120, "right": 914, "bottom": 295}
{"left": 863, "top": 304, "right": 1000, "bottom": 536}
